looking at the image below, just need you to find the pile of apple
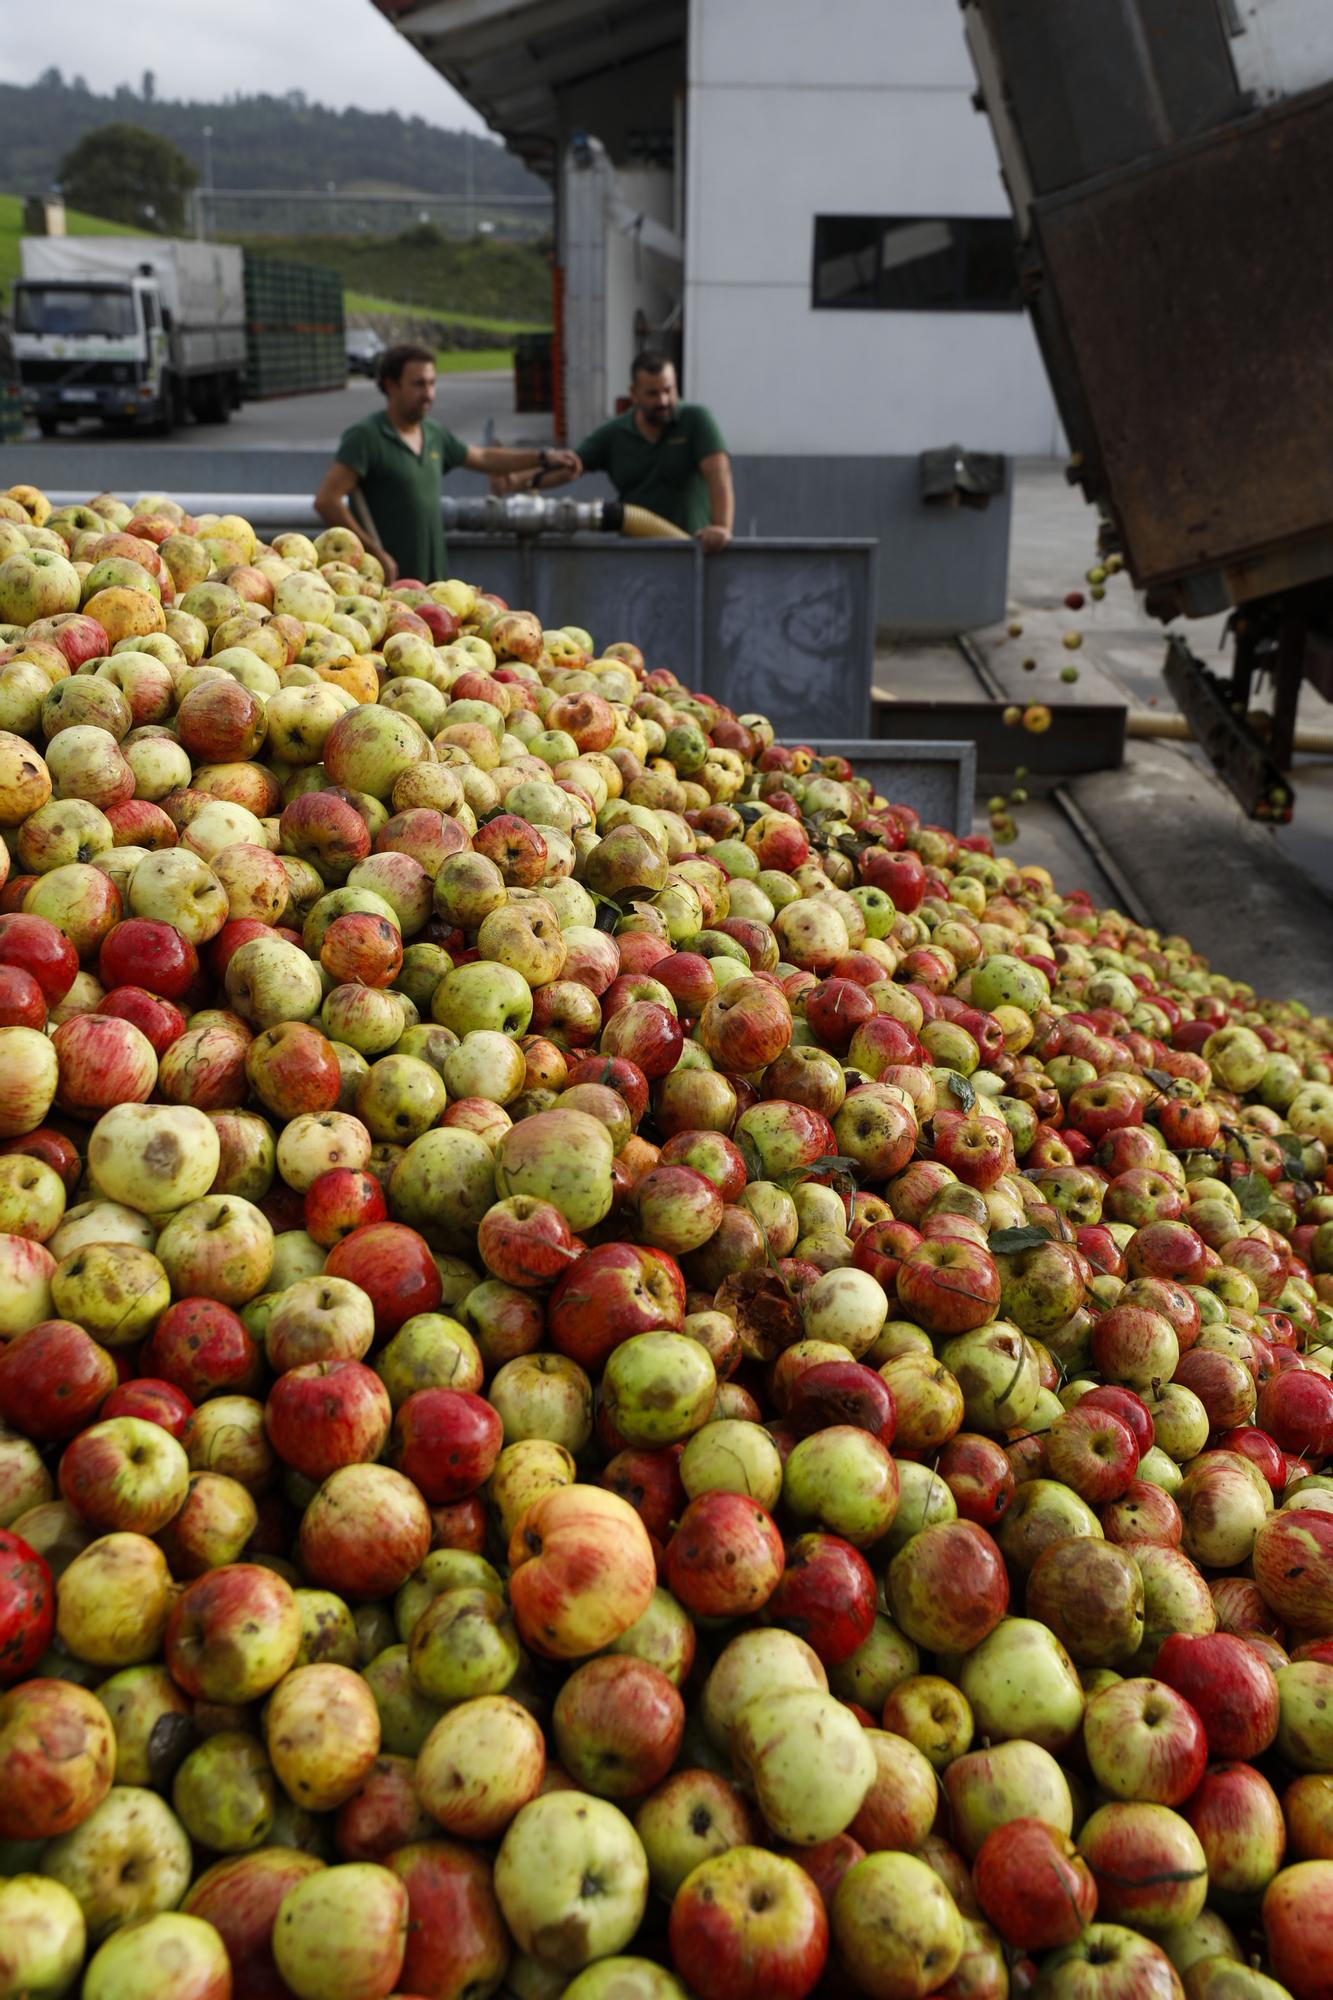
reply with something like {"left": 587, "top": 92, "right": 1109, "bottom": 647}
{"left": 0, "top": 480, "right": 1331, "bottom": 2000}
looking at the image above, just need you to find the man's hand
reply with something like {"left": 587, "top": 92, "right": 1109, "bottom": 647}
{"left": 696, "top": 525, "right": 731, "bottom": 554}
{"left": 370, "top": 543, "right": 399, "bottom": 583}
{"left": 546, "top": 448, "right": 581, "bottom": 475}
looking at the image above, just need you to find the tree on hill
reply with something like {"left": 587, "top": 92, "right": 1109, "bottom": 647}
{"left": 0, "top": 73, "right": 544, "bottom": 208}
{"left": 57, "top": 123, "right": 198, "bottom": 234}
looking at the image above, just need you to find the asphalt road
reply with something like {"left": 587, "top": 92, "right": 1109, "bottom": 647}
{"left": 23, "top": 371, "right": 553, "bottom": 454}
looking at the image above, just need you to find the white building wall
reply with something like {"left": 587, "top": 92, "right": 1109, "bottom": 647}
{"left": 560, "top": 150, "right": 676, "bottom": 446}
{"left": 603, "top": 167, "right": 677, "bottom": 408}
{"left": 1228, "top": 0, "right": 1333, "bottom": 101}
{"left": 683, "top": 0, "right": 1061, "bottom": 458}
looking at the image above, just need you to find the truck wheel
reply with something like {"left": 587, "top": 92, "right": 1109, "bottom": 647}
{"left": 213, "top": 378, "right": 232, "bottom": 426}
{"left": 37, "top": 416, "right": 59, "bottom": 439}
{"left": 154, "top": 378, "right": 175, "bottom": 437}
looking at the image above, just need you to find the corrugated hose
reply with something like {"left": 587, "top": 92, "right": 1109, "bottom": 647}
{"left": 620, "top": 504, "right": 691, "bottom": 542}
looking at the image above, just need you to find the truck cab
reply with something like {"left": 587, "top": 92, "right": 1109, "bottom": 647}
{"left": 13, "top": 268, "right": 174, "bottom": 434}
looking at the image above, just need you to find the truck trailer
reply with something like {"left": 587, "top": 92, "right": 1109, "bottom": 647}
{"left": 12, "top": 236, "right": 248, "bottom": 435}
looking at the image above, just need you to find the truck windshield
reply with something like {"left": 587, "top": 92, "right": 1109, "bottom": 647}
{"left": 14, "top": 287, "right": 139, "bottom": 337}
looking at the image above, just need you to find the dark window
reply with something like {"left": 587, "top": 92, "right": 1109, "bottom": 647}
{"left": 14, "top": 286, "right": 138, "bottom": 336}
{"left": 812, "top": 215, "right": 1022, "bottom": 312}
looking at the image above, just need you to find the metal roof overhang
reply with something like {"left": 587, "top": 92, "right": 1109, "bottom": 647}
{"left": 373, "top": 0, "right": 686, "bottom": 174}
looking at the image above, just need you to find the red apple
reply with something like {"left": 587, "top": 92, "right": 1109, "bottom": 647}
{"left": 937, "top": 1433, "right": 1016, "bottom": 1529}
{"left": 547, "top": 1241, "right": 685, "bottom": 1371}
{"left": 144, "top": 1298, "right": 262, "bottom": 1402}
{"left": 1082, "top": 1676, "right": 1209, "bottom": 1805}
{"left": 0, "top": 1527, "right": 55, "bottom": 1684}
{"left": 389, "top": 1388, "right": 503, "bottom": 1503}
{"left": 264, "top": 1360, "right": 393, "bottom": 1484}
{"left": 973, "top": 1817, "right": 1097, "bottom": 1950}
{"left": 887, "top": 1520, "right": 1010, "bottom": 1654}
{"left": 896, "top": 1238, "right": 1002, "bottom": 1335}
{"left": 102, "top": 1377, "right": 194, "bottom": 1437}
{"left": 298, "top": 1462, "right": 432, "bottom": 1600}
{"left": 762, "top": 1532, "right": 878, "bottom": 1665}
{"left": 476, "top": 1195, "right": 578, "bottom": 1288}
{"left": 303, "top": 1167, "right": 388, "bottom": 1248}
{"left": 665, "top": 1492, "right": 786, "bottom": 1620}
{"left": 99, "top": 917, "right": 199, "bottom": 999}
{"left": 0, "top": 1318, "right": 116, "bottom": 1441}
{"left": 1154, "top": 1630, "right": 1280, "bottom": 1760}
{"left": 1182, "top": 1760, "right": 1287, "bottom": 1904}
{"left": 786, "top": 1361, "right": 896, "bottom": 1449}
{"left": 388, "top": 1838, "right": 511, "bottom": 2000}
{"left": 323, "top": 1222, "right": 444, "bottom": 1337}
{"left": 0, "top": 1676, "right": 115, "bottom": 1838}
{"left": 1264, "top": 1861, "right": 1333, "bottom": 2000}
{"left": 0, "top": 912, "right": 78, "bottom": 1005}
{"left": 1044, "top": 1406, "right": 1140, "bottom": 1505}
{"left": 182, "top": 1848, "right": 327, "bottom": 2000}
{"left": 552, "top": 1654, "right": 686, "bottom": 1798}
{"left": 669, "top": 1845, "right": 829, "bottom": 2000}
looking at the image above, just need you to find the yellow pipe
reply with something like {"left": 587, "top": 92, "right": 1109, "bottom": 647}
{"left": 620, "top": 504, "right": 691, "bottom": 542}
{"left": 1127, "top": 710, "right": 1333, "bottom": 754}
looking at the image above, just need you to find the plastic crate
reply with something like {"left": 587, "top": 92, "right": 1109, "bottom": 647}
{"left": 244, "top": 253, "right": 346, "bottom": 396}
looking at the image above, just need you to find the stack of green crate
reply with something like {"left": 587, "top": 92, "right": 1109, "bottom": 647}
{"left": 0, "top": 380, "right": 23, "bottom": 442}
{"left": 244, "top": 255, "right": 347, "bottom": 400}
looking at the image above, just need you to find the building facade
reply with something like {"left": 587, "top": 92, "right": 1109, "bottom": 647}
{"left": 377, "top": 0, "right": 1063, "bottom": 626}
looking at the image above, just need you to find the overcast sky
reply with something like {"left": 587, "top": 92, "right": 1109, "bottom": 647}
{"left": 0, "top": 1, "right": 489, "bottom": 130}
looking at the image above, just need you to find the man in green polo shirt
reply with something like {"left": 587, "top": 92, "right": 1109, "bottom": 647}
{"left": 314, "top": 343, "right": 577, "bottom": 583}
{"left": 506, "top": 350, "right": 734, "bottom": 549}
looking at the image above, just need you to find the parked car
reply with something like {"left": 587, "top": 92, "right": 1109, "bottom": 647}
{"left": 346, "top": 328, "right": 386, "bottom": 378}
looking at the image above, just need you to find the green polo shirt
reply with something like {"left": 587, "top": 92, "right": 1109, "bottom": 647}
{"left": 335, "top": 412, "right": 468, "bottom": 583}
{"left": 576, "top": 404, "right": 727, "bottom": 534}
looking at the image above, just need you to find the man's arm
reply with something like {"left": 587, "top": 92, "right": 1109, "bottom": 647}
{"left": 697, "top": 452, "right": 734, "bottom": 553}
{"left": 314, "top": 460, "right": 398, "bottom": 582}
{"left": 489, "top": 456, "right": 584, "bottom": 496}
{"left": 492, "top": 419, "right": 612, "bottom": 496}
{"left": 463, "top": 445, "right": 580, "bottom": 479}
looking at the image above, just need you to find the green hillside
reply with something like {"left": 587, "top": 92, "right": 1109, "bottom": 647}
{"left": 0, "top": 193, "right": 139, "bottom": 300}
{"left": 236, "top": 228, "right": 550, "bottom": 329}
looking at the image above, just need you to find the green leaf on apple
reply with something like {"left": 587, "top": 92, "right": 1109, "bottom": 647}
{"left": 1233, "top": 1172, "right": 1273, "bottom": 1219}
{"left": 988, "top": 1224, "right": 1052, "bottom": 1253}
{"left": 780, "top": 1152, "right": 863, "bottom": 1196}
{"left": 946, "top": 1071, "right": 975, "bottom": 1111}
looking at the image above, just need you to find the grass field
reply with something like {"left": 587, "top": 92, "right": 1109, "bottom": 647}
{"left": 0, "top": 194, "right": 140, "bottom": 299}
{"left": 434, "top": 349, "right": 515, "bottom": 373}
{"left": 344, "top": 287, "right": 546, "bottom": 336}
{"left": 235, "top": 230, "right": 551, "bottom": 328}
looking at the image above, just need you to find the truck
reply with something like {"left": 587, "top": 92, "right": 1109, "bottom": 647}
{"left": 962, "top": 0, "right": 1333, "bottom": 823}
{"left": 11, "top": 236, "right": 248, "bottom": 436}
